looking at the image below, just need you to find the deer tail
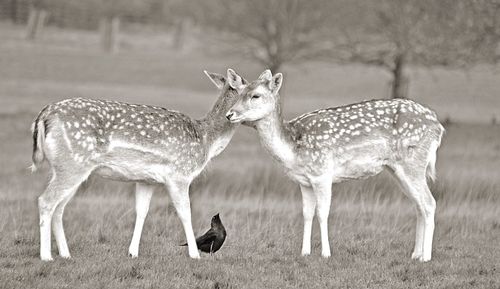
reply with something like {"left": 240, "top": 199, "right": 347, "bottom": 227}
{"left": 426, "top": 124, "right": 445, "bottom": 182}
{"left": 31, "top": 112, "right": 47, "bottom": 172}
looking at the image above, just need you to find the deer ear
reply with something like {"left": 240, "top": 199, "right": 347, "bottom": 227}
{"left": 204, "top": 70, "right": 225, "bottom": 90}
{"left": 227, "top": 68, "right": 246, "bottom": 91}
{"left": 269, "top": 73, "right": 283, "bottom": 94}
{"left": 258, "top": 69, "right": 272, "bottom": 81}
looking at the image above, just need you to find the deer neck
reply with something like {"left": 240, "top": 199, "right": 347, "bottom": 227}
{"left": 199, "top": 95, "right": 238, "bottom": 159}
{"left": 254, "top": 106, "right": 295, "bottom": 166}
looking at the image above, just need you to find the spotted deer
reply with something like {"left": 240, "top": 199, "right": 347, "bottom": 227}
{"left": 226, "top": 69, "right": 445, "bottom": 262}
{"left": 31, "top": 70, "right": 245, "bottom": 261}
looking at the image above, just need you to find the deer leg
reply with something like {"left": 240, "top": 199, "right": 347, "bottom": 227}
{"left": 39, "top": 169, "right": 90, "bottom": 261}
{"left": 51, "top": 189, "right": 78, "bottom": 258}
{"left": 420, "top": 185, "right": 436, "bottom": 262}
{"left": 38, "top": 177, "right": 58, "bottom": 261}
{"left": 300, "top": 184, "right": 316, "bottom": 256}
{"left": 167, "top": 181, "right": 199, "bottom": 259}
{"left": 406, "top": 183, "right": 435, "bottom": 262}
{"left": 128, "top": 183, "right": 154, "bottom": 258}
{"left": 313, "top": 180, "right": 333, "bottom": 258}
{"left": 390, "top": 165, "right": 436, "bottom": 262}
{"left": 411, "top": 205, "right": 424, "bottom": 260}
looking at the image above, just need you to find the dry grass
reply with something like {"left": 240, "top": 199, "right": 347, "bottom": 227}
{"left": 0, "top": 23, "right": 499, "bottom": 288}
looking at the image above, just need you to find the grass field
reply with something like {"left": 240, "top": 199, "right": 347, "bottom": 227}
{"left": 0, "top": 23, "right": 499, "bottom": 288}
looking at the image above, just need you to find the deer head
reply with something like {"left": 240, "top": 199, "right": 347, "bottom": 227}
{"left": 225, "top": 69, "right": 283, "bottom": 123}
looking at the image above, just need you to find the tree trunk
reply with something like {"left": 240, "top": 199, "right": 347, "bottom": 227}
{"left": 390, "top": 53, "right": 408, "bottom": 99}
{"left": 26, "top": 8, "right": 48, "bottom": 40}
{"left": 172, "top": 19, "right": 187, "bottom": 50}
{"left": 10, "top": 0, "right": 18, "bottom": 23}
{"left": 100, "top": 16, "right": 120, "bottom": 53}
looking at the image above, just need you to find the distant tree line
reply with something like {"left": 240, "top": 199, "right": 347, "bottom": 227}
{"left": 1, "top": 0, "right": 181, "bottom": 28}
{"left": 1, "top": 0, "right": 198, "bottom": 52}
{"left": 2, "top": 0, "right": 499, "bottom": 98}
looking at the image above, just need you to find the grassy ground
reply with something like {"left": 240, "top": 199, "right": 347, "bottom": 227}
{"left": 0, "top": 23, "right": 499, "bottom": 288}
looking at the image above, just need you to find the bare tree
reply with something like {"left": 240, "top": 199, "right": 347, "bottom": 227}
{"left": 199, "top": 0, "right": 499, "bottom": 97}
{"left": 329, "top": 0, "right": 500, "bottom": 99}
{"left": 201, "top": 0, "right": 332, "bottom": 71}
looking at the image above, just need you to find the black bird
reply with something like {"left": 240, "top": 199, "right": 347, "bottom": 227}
{"left": 181, "top": 213, "right": 226, "bottom": 254}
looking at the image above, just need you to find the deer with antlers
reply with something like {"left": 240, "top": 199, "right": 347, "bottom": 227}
{"left": 31, "top": 70, "right": 245, "bottom": 261}
{"left": 226, "top": 69, "right": 444, "bottom": 262}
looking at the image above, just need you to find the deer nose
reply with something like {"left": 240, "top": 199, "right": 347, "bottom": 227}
{"left": 226, "top": 112, "right": 234, "bottom": 120}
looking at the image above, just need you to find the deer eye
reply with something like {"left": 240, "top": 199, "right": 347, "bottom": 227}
{"left": 251, "top": 94, "right": 261, "bottom": 99}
